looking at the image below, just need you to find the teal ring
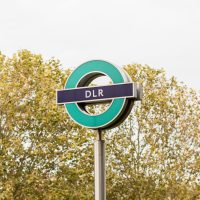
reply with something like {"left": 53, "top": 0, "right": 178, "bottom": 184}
{"left": 65, "top": 60, "right": 127, "bottom": 129}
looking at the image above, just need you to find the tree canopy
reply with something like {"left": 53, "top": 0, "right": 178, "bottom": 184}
{"left": 0, "top": 50, "right": 199, "bottom": 199}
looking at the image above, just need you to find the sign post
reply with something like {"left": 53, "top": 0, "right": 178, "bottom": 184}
{"left": 95, "top": 129, "right": 105, "bottom": 200}
{"left": 56, "top": 60, "right": 142, "bottom": 199}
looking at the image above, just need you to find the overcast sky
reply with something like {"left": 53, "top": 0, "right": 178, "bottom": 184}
{"left": 0, "top": 0, "right": 199, "bottom": 90}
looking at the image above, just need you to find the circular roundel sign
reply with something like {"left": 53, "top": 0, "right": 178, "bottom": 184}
{"left": 56, "top": 60, "right": 141, "bottom": 129}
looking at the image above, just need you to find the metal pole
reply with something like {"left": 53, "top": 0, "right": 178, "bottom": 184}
{"left": 94, "top": 129, "right": 106, "bottom": 200}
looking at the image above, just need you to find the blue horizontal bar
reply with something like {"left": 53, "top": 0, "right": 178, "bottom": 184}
{"left": 57, "top": 83, "right": 136, "bottom": 104}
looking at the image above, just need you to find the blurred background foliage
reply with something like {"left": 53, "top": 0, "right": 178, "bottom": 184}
{"left": 0, "top": 50, "right": 199, "bottom": 199}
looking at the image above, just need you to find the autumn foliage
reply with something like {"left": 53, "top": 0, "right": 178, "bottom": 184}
{"left": 0, "top": 50, "right": 199, "bottom": 199}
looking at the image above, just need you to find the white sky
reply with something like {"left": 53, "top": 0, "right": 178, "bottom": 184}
{"left": 0, "top": 0, "right": 199, "bottom": 90}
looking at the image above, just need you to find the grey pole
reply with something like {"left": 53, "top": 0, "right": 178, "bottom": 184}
{"left": 94, "top": 129, "right": 106, "bottom": 200}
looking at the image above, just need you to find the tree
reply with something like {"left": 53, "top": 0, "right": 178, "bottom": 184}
{"left": 106, "top": 64, "right": 200, "bottom": 199}
{"left": 0, "top": 50, "right": 199, "bottom": 199}
{"left": 0, "top": 50, "right": 94, "bottom": 199}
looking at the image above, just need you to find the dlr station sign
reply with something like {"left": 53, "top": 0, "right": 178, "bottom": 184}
{"left": 56, "top": 60, "right": 142, "bottom": 200}
{"left": 57, "top": 60, "right": 142, "bottom": 129}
